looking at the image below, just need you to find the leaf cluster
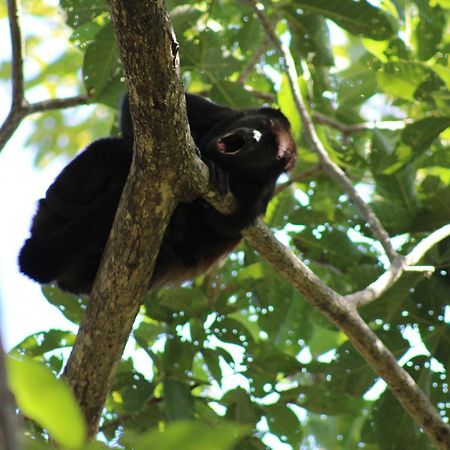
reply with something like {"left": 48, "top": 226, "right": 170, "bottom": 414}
{"left": 6, "top": 0, "right": 450, "bottom": 449}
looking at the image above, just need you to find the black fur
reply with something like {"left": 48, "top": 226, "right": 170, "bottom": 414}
{"left": 19, "top": 94, "right": 296, "bottom": 294}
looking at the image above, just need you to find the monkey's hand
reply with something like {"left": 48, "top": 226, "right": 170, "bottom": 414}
{"left": 203, "top": 158, "right": 229, "bottom": 197}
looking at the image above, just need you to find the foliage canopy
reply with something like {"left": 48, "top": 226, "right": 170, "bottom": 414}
{"left": 2, "top": 0, "right": 450, "bottom": 449}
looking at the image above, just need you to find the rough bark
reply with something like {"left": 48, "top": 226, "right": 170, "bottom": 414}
{"left": 63, "top": 0, "right": 198, "bottom": 439}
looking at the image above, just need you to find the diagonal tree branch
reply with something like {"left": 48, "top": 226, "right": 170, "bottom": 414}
{"left": 242, "top": 220, "right": 450, "bottom": 450}
{"left": 346, "top": 224, "right": 450, "bottom": 307}
{"left": 243, "top": 1, "right": 450, "bottom": 448}
{"left": 237, "top": 35, "right": 271, "bottom": 85}
{"left": 248, "top": 0, "right": 398, "bottom": 262}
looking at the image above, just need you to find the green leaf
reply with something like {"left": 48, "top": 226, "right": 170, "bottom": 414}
{"left": 213, "top": 317, "right": 255, "bottom": 346}
{"left": 122, "top": 376, "right": 154, "bottom": 413}
{"left": 263, "top": 404, "right": 303, "bottom": 446}
{"left": 293, "top": 228, "right": 377, "bottom": 271}
{"left": 182, "top": 30, "right": 242, "bottom": 84}
{"left": 223, "top": 388, "right": 262, "bottom": 425}
{"left": 278, "top": 75, "right": 302, "bottom": 138}
{"left": 83, "top": 22, "right": 122, "bottom": 100}
{"left": 402, "top": 117, "right": 450, "bottom": 152}
{"left": 414, "top": 0, "right": 446, "bottom": 61}
{"left": 42, "top": 285, "right": 86, "bottom": 324}
{"left": 308, "top": 325, "right": 347, "bottom": 357}
{"left": 247, "top": 341, "right": 303, "bottom": 377}
{"left": 431, "top": 64, "right": 450, "bottom": 90}
{"left": 371, "top": 166, "right": 420, "bottom": 233}
{"left": 201, "top": 348, "right": 223, "bottom": 385}
{"left": 12, "top": 329, "right": 75, "bottom": 358}
{"left": 163, "top": 378, "right": 195, "bottom": 421}
{"left": 159, "top": 287, "right": 209, "bottom": 318}
{"left": 209, "top": 81, "right": 262, "bottom": 109}
{"left": 122, "top": 420, "right": 249, "bottom": 450}
{"left": 145, "top": 287, "right": 208, "bottom": 323}
{"left": 377, "top": 61, "right": 431, "bottom": 100}
{"left": 332, "top": 330, "right": 409, "bottom": 396}
{"left": 170, "top": 5, "right": 203, "bottom": 35}
{"left": 284, "top": 9, "right": 334, "bottom": 66}
{"left": 235, "top": 15, "right": 264, "bottom": 54}
{"left": 292, "top": 0, "right": 395, "bottom": 40}
{"left": 60, "top": 0, "right": 107, "bottom": 28}
{"left": 133, "top": 320, "right": 165, "bottom": 347}
{"left": 413, "top": 176, "right": 450, "bottom": 231}
{"left": 162, "top": 337, "right": 196, "bottom": 376}
{"left": 371, "top": 388, "right": 433, "bottom": 449}
{"left": 336, "top": 55, "right": 379, "bottom": 106}
{"left": 21, "top": 435, "right": 51, "bottom": 450}
{"left": 282, "top": 385, "right": 366, "bottom": 415}
{"left": 7, "top": 356, "right": 85, "bottom": 448}
{"left": 238, "top": 262, "right": 265, "bottom": 281}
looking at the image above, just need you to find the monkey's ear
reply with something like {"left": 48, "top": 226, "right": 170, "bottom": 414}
{"left": 185, "top": 93, "right": 236, "bottom": 139}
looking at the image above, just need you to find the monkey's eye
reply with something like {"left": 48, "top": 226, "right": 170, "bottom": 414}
{"left": 250, "top": 130, "right": 262, "bottom": 144}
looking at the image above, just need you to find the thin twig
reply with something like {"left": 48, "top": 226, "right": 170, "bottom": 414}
{"left": 345, "top": 224, "right": 450, "bottom": 307}
{"left": 405, "top": 224, "right": 450, "bottom": 267}
{"left": 244, "top": 87, "right": 276, "bottom": 103}
{"left": 312, "top": 112, "right": 411, "bottom": 133}
{"left": 2, "top": 0, "right": 89, "bottom": 152}
{"left": 403, "top": 265, "right": 435, "bottom": 272}
{"left": 7, "top": 0, "right": 24, "bottom": 108}
{"left": 237, "top": 35, "right": 271, "bottom": 85}
{"left": 25, "top": 96, "right": 89, "bottom": 114}
{"left": 0, "top": 95, "right": 89, "bottom": 152}
{"left": 249, "top": 0, "right": 398, "bottom": 262}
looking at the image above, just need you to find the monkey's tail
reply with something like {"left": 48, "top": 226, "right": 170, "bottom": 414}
{"left": 18, "top": 238, "right": 61, "bottom": 283}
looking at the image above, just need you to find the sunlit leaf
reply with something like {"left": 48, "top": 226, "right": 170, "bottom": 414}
{"left": 7, "top": 356, "right": 85, "bottom": 448}
{"left": 292, "top": 0, "right": 395, "bottom": 40}
{"left": 277, "top": 75, "right": 302, "bottom": 138}
{"left": 402, "top": 117, "right": 450, "bottom": 152}
{"left": 42, "top": 285, "right": 86, "bottom": 324}
{"left": 122, "top": 420, "right": 249, "bottom": 450}
{"left": 12, "top": 329, "right": 75, "bottom": 357}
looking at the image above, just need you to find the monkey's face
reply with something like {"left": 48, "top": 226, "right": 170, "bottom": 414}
{"left": 202, "top": 110, "right": 296, "bottom": 177}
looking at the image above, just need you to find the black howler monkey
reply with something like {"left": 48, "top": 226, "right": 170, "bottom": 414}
{"left": 18, "top": 93, "right": 296, "bottom": 295}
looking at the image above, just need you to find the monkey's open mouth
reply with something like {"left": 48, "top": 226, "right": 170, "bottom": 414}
{"left": 217, "top": 132, "right": 246, "bottom": 154}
